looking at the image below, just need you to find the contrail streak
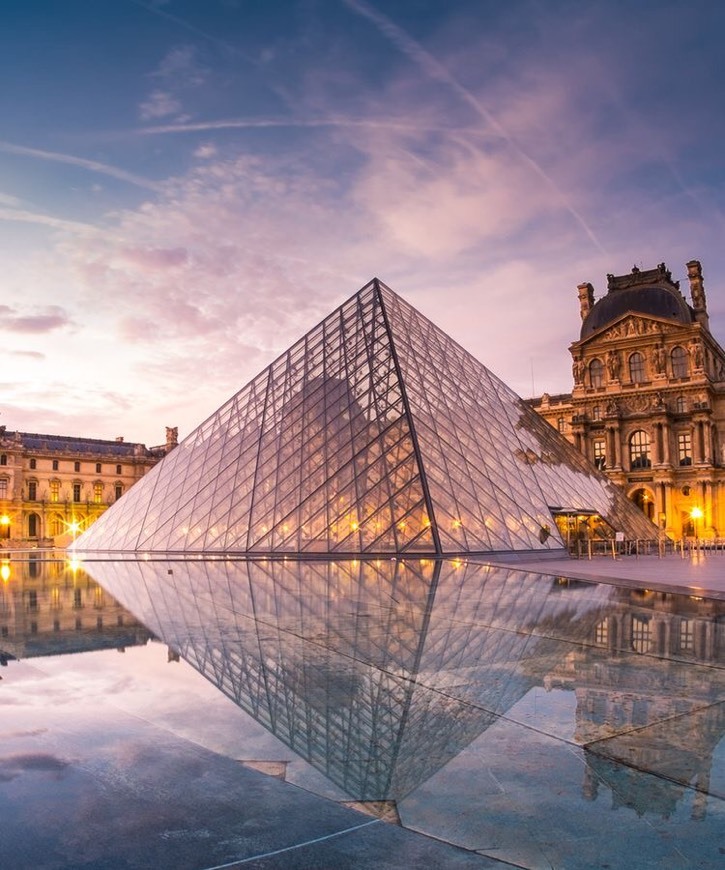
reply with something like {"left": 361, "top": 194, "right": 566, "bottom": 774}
{"left": 342, "top": 0, "right": 607, "bottom": 254}
{"left": 0, "top": 141, "right": 162, "bottom": 191}
{"left": 134, "top": 116, "right": 453, "bottom": 135}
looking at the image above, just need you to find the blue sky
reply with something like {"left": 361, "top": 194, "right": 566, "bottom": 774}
{"left": 2, "top": 0, "right": 724, "bottom": 445}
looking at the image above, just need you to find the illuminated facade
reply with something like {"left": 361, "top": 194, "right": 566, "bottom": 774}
{"left": 531, "top": 260, "right": 725, "bottom": 539}
{"left": 74, "top": 278, "right": 656, "bottom": 556}
{"left": 0, "top": 426, "right": 177, "bottom": 547}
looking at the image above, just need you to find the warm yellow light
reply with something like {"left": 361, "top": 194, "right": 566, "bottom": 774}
{"left": 397, "top": 521, "right": 407, "bottom": 531}
{"left": 0, "top": 562, "right": 10, "bottom": 582}
{"left": 67, "top": 520, "right": 81, "bottom": 535}
{"left": 0, "top": 515, "right": 10, "bottom": 526}
{"left": 451, "top": 519, "right": 462, "bottom": 529}
{"left": 66, "top": 558, "right": 82, "bottom": 572}
{"left": 691, "top": 507, "right": 704, "bottom": 520}
{"left": 351, "top": 521, "right": 359, "bottom": 531}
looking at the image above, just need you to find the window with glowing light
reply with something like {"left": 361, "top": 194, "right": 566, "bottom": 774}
{"left": 679, "top": 619, "right": 694, "bottom": 652}
{"left": 0, "top": 479, "right": 7, "bottom": 499}
{"left": 93, "top": 482, "right": 103, "bottom": 504}
{"left": 50, "top": 481, "right": 59, "bottom": 502}
{"left": 631, "top": 616, "right": 652, "bottom": 653}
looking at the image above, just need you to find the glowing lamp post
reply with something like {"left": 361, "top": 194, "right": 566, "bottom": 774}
{"left": 0, "top": 514, "right": 10, "bottom": 541}
{"left": 67, "top": 520, "right": 81, "bottom": 541}
{"left": 690, "top": 506, "right": 703, "bottom": 541}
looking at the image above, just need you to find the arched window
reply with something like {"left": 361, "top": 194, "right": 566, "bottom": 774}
{"left": 671, "top": 345, "right": 689, "bottom": 378}
{"left": 592, "top": 405, "right": 601, "bottom": 421}
{"left": 676, "top": 395, "right": 687, "bottom": 413}
{"left": 28, "top": 513, "right": 39, "bottom": 538}
{"left": 589, "top": 358, "right": 604, "bottom": 388}
{"left": 629, "top": 430, "right": 651, "bottom": 468}
{"left": 629, "top": 352, "right": 645, "bottom": 383}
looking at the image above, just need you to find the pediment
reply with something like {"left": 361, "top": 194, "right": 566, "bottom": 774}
{"left": 574, "top": 313, "right": 691, "bottom": 350}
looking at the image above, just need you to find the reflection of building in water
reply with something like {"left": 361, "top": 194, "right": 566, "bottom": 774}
{"left": 0, "top": 556, "right": 152, "bottom": 662}
{"left": 85, "top": 557, "right": 613, "bottom": 802}
{"left": 541, "top": 587, "right": 725, "bottom": 819}
{"left": 74, "top": 279, "right": 656, "bottom": 557}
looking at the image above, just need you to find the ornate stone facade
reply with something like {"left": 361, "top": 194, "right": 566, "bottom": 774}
{"left": 531, "top": 260, "right": 725, "bottom": 539}
{"left": 0, "top": 426, "right": 177, "bottom": 547}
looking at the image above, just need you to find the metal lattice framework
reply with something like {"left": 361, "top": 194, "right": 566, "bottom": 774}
{"left": 73, "top": 279, "right": 657, "bottom": 555}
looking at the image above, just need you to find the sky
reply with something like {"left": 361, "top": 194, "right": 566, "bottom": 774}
{"left": 1, "top": 0, "right": 724, "bottom": 447}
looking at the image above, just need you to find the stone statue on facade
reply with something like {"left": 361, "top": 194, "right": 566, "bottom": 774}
{"left": 606, "top": 349, "right": 621, "bottom": 380}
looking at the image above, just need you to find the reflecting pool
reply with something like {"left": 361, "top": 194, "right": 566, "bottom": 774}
{"left": 1, "top": 555, "right": 724, "bottom": 868}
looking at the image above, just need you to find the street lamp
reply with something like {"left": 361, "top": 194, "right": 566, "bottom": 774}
{"left": 690, "top": 506, "right": 703, "bottom": 541}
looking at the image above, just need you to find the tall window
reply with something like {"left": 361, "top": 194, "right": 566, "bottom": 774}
{"left": 678, "top": 432, "right": 692, "bottom": 466}
{"left": 629, "top": 430, "right": 651, "bottom": 468}
{"left": 593, "top": 439, "right": 606, "bottom": 470}
{"left": 631, "top": 616, "right": 652, "bottom": 653}
{"left": 114, "top": 483, "right": 123, "bottom": 501}
{"left": 671, "top": 345, "right": 689, "bottom": 378}
{"left": 116, "top": 464, "right": 122, "bottom": 475}
{"left": 595, "top": 619, "right": 609, "bottom": 646}
{"left": 589, "top": 358, "right": 604, "bottom": 388}
{"left": 557, "top": 417, "right": 566, "bottom": 433}
{"left": 629, "top": 352, "right": 645, "bottom": 383}
{"left": 52, "top": 459, "right": 59, "bottom": 471}
{"left": 676, "top": 395, "right": 687, "bottom": 413}
{"left": 0, "top": 454, "right": 6, "bottom": 466}
{"left": 27, "top": 481, "right": 37, "bottom": 501}
{"left": 591, "top": 405, "right": 602, "bottom": 421}
{"left": 95, "top": 462, "right": 102, "bottom": 474}
{"left": 0, "top": 478, "right": 7, "bottom": 499}
{"left": 93, "top": 482, "right": 103, "bottom": 504}
{"left": 73, "top": 483, "right": 82, "bottom": 503}
{"left": 50, "top": 481, "right": 60, "bottom": 502}
{"left": 74, "top": 461, "right": 81, "bottom": 472}
{"left": 679, "top": 619, "right": 694, "bottom": 652}
{"left": 29, "top": 458, "right": 36, "bottom": 470}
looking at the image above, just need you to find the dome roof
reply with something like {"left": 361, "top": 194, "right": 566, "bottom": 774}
{"left": 580, "top": 266, "right": 694, "bottom": 339}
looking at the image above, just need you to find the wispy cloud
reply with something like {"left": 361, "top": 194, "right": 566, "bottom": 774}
{"left": 138, "top": 89, "right": 182, "bottom": 120}
{"left": 0, "top": 304, "right": 72, "bottom": 334}
{"left": 342, "top": 0, "right": 606, "bottom": 254}
{"left": 0, "top": 141, "right": 162, "bottom": 191}
{"left": 0, "top": 207, "right": 105, "bottom": 236}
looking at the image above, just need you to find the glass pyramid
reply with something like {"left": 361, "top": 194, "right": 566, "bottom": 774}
{"left": 73, "top": 279, "right": 657, "bottom": 555}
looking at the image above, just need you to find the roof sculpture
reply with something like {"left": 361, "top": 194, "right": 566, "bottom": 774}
{"left": 72, "top": 279, "right": 657, "bottom": 556}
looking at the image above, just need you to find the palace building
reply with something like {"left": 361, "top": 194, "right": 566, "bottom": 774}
{"left": 531, "top": 260, "right": 725, "bottom": 539}
{"left": 0, "top": 425, "right": 177, "bottom": 547}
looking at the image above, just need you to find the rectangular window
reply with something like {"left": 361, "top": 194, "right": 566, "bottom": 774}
{"left": 50, "top": 481, "right": 60, "bottom": 503}
{"left": 73, "top": 483, "right": 81, "bottom": 503}
{"left": 114, "top": 484, "right": 123, "bottom": 501}
{"left": 74, "top": 461, "right": 81, "bottom": 472}
{"left": 0, "top": 455, "right": 6, "bottom": 466}
{"left": 594, "top": 619, "right": 608, "bottom": 646}
{"left": 593, "top": 440, "right": 606, "bottom": 471}
{"left": 116, "top": 464, "right": 122, "bottom": 475}
{"left": 0, "top": 479, "right": 7, "bottom": 499}
{"left": 557, "top": 417, "right": 566, "bottom": 433}
{"left": 678, "top": 432, "right": 692, "bottom": 466}
{"left": 29, "top": 458, "right": 36, "bottom": 470}
{"left": 52, "top": 459, "right": 59, "bottom": 471}
{"left": 95, "top": 462, "right": 102, "bottom": 474}
{"left": 679, "top": 619, "right": 694, "bottom": 652}
{"left": 93, "top": 482, "right": 103, "bottom": 504}
{"left": 28, "top": 481, "right": 37, "bottom": 501}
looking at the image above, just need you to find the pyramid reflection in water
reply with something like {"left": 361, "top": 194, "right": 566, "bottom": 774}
{"left": 85, "top": 558, "right": 614, "bottom": 800}
{"left": 73, "top": 279, "right": 656, "bottom": 555}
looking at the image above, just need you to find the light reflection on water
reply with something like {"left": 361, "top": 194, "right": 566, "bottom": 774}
{"left": 1, "top": 554, "right": 724, "bottom": 866}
